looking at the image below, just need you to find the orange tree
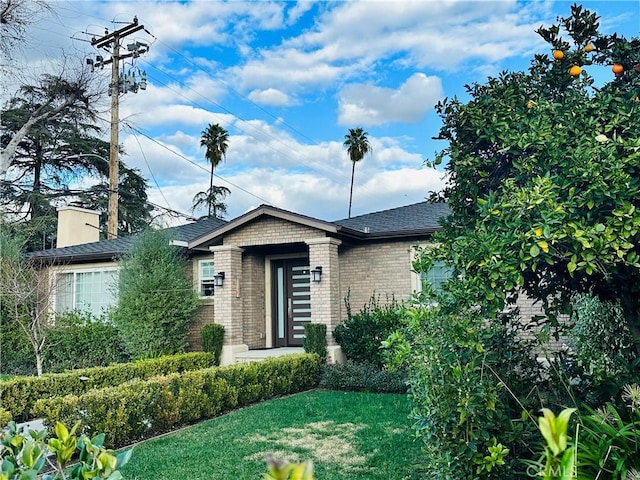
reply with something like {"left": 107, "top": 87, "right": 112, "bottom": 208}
{"left": 429, "top": 4, "right": 640, "bottom": 357}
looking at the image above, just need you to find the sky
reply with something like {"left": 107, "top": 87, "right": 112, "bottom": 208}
{"left": 6, "top": 0, "right": 640, "bottom": 225}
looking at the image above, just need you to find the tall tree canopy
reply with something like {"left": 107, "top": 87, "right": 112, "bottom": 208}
{"left": 428, "top": 4, "right": 640, "bottom": 354}
{"left": 196, "top": 123, "right": 229, "bottom": 218}
{"left": 343, "top": 127, "right": 371, "bottom": 218}
{"left": 1, "top": 73, "right": 152, "bottom": 250}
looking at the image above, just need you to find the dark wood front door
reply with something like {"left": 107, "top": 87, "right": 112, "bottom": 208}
{"left": 272, "top": 258, "right": 311, "bottom": 347}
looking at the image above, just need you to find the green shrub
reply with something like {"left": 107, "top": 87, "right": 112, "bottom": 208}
{"left": 566, "top": 293, "right": 639, "bottom": 405}
{"left": 576, "top": 384, "right": 640, "bottom": 480}
{"left": 333, "top": 293, "right": 404, "bottom": 368}
{"left": 111, "top": 229, "right": 200, "bottom": 359}
{"left": 0, "top": 407, "right": 11, "bottom": 426}
{"left": 303, "top": 323, "right": 327, "bottom": 364}
{"left": 321, "top": 361, "right": 407, "bottom": 393}
{"left": 0, "top": 351, "right": 217, "bottom": 422}
{"left": 393, "top": 305, "right": 515, "bottom": 479}
{"left": 33, "top": 353, "right": 321, "bottom": 449}
{"left": 0, "top": 306, "right": 36, "bottom": 376}
{"left": 201, "top": 323, "right": 225, "bottom": 365}
{"left": 44, "top": 311, "right": 129, "bottom": 373}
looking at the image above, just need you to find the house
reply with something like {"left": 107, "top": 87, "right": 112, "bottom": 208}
{"left": 29, "top": 202, "right": 451, "bottom": 364}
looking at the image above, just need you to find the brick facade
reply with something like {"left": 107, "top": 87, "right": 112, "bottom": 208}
{"left": 338, "top": 239, "right": 417, "bottom": 320}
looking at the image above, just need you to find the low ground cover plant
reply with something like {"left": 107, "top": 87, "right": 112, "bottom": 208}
{"left": 321, "top": 361, "right": 407, "bottom": 393}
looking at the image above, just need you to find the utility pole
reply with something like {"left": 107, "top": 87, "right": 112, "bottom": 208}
{"left": 89, "top": 17, "right": 149, "bottom": 239}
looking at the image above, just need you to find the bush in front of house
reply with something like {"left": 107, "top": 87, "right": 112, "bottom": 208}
{"left": 333, "top": 293, "right": 405, "bottom": 368}
{"left": 44, "top": 311, "right": 130, "bottom": 373}
{"left": 201, "top": 323, "right": 225, "bottom": 365}
{"left": 32, "top": 353, "right": 322, "bottom": 449}
{"left": 303, "top": 323, "right": 327, "bottom": 364}
{"left": 563, "top": 293, "right": 639, "bottom": 406}
{"left": 321, "top": 360, "right": 407, "bottom": 393}
{"left": 0, "top": 307, "right": 36, "bottom": 376}
{"left": 110, "top": 229, "right": 200, "bottom": 359}
{"left": 0, "top": 351, "right": 217, "bottom": 423}
{"left": 0, "top": 407, "right": 11, "bottom": 426}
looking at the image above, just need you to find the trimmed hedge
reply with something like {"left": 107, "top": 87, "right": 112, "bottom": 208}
{"left": 303, "top": 323, "right": 327, "bottom": 364}
{"left": 32, "top": 353, "right": 322, "bottom": 449}
{"left": 201, "top": 323, "right": 225, "bottom": 365}
{"left": 0, "top": 352, "right": 218, "bottom": 422}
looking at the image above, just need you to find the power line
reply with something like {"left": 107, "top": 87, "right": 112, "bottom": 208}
{"left": 128, "top": 128, "right": 172, "bottom": 212}
{"left": 124, "top": 123, "right": 275, "bottom": 207}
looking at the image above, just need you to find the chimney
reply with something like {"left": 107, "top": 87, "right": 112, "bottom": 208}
{"left": 56, "top": 206, "right": 101, "bottom": 248}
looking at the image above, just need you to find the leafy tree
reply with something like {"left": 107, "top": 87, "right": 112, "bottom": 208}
{"left": 1, "top": 74, "right": 152, "bottom": 249}
{"left": 197, "top": 123, "right": 229, "bottom": 218}
{"left": 428, "top": 4, "right": 640, "bottom": 356}
{"left": 110, "top": 229, "right": 199, "bottom": 359}
{"left": 343, "top": 127, "right": 371, "bottom": 218}
{"left": 0, "top": 68, "right": 103, "bottom": 175}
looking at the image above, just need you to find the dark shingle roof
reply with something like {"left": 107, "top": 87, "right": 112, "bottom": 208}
{"left": 27, "top": 202, "right": 449, "bottom": 262}
{"left": 27, "top": 216, "right": 227, "bottom": 262}
{"left": 334, "top": 201, "right": 449, "bottom": 235}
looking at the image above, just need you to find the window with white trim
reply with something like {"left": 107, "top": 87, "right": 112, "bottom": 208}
{"left": 198, "top": 259, "right": 215, "bottom": 297}
{"left": 54, "top": 269, "right": 118, "bottom": 317}
{"left": 419, "top": 260, "right": 453, "bottom": 293}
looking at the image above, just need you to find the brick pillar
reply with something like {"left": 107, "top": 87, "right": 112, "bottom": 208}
{"left": 209, "top": 245, "right": 246, "bottom": 364}
{"left": 306, "top": 237, "right": 342, "bottom": 349}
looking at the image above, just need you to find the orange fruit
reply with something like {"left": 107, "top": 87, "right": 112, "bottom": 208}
{"left": 526, "top": 100, "right": 534, "bottom": 109}
{"left": 553, "top": 50, "right": 564, "bottom": 60}
{"left": 584, "top": 44, "right": 594, "bottom": 52}
{"left": 569, "top": 65, "right": 582, "bottom": 77}
{"left": 612, "top": 64, "right": 624, "bottom": 75}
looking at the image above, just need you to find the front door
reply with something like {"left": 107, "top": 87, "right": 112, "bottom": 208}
{"left": 272, "top": 258, "right": 311, "bottom": 347}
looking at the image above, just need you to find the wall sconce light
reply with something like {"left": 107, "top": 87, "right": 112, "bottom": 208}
{"left": 214, "top": 272, "right": 225, "bottom": 287}
{"left": 310, "top": 266, "right": 323, "bottom": 283}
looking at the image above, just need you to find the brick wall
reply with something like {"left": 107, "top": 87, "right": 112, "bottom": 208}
{"left": 225, "top": 217, "right": 325, "bottom": 247}
{"left": 189, "top": 303, "right": 215, "bottom": 350}
{"left": 339, "top": 239, "right": 417, "bottom": 320}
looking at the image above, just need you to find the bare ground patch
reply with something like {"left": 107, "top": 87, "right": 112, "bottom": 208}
{"left": 243, "top": 421, "right": 371, "bottom": 472}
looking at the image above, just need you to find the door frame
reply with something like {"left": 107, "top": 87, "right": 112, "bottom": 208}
{"left": 264, "top": 254, "right": 309, "bottom": 348}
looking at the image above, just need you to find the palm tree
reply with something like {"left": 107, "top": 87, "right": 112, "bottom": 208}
{"left": 192, "top": 185, "right": 231, "bottom": 219}
{"left": 343, "top": 127, "right": 371, "bottom": 218}
{"left": 200, "top": 123, "right": 229, "bottom": 217}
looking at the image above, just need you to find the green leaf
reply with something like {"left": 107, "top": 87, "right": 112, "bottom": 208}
{"left": 530, "top": 244, "right": 540, "bottom": 257}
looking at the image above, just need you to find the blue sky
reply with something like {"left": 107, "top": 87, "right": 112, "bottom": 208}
{"left": 10, "top": 0, "right": 640, "bottom": 225}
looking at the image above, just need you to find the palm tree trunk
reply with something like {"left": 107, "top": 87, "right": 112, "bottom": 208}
{"left": 208, "top": 168, "right": 214, "bottom": 217}
{"left": 348, "top": 161, "right": 356, "bottom": 218}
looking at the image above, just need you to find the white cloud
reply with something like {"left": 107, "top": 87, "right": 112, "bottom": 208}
{"left": 248, "top": 88, "right": 295, "bottom": 106}
{"left": 229, "top": 1, "right": 552, "bottom": 94}
{"left": 337, "top": 73, "right": 443, "bottom": 126}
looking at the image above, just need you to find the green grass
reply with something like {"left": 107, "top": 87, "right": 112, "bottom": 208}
{"left": 121, "top": 390, "right": 422, "bottom": 479}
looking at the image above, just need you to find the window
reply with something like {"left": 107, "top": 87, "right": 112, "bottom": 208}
{"left": 420, "top": 261, "right": 453, "bottom": 293}
{"left": 412, "top": 259, "right": 453, "bottom": 294}
{"left": 54, "top": 269, "right": 118, "bottom": 316}
{"left": 199, "top": 259, "right": 215, "bottom": 297}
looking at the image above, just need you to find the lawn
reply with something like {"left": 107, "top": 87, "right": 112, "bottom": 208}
{"left": 120, "top": 389, "right": 422, "bottom": 479}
